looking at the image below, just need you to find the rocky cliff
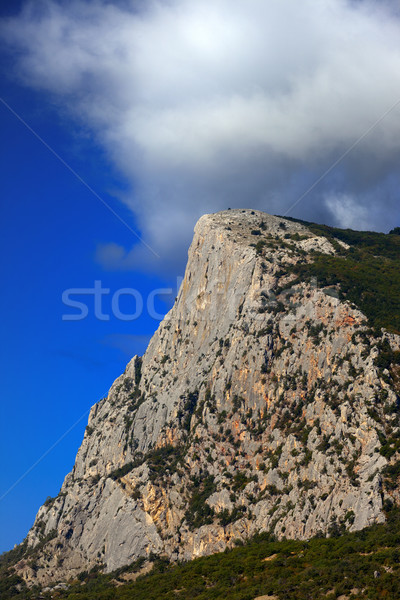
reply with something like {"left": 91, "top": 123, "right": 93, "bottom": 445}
{"left": 15, "top": 210, "right": 400, "bottom": 585}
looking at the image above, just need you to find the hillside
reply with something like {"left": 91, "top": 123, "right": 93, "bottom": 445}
{"left": 3, "top": 508, "right": 400, "bottom": 599}
{"left": 2, "top": 209, "right": 400, "bottom": 591}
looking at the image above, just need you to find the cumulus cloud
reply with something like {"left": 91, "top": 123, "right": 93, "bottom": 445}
{"left": 2, "top": 0, "right": 400, "bottom": 270}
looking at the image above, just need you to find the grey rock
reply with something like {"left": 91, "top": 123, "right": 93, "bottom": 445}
{"left": 18, "top": 209, "right": 400, "bottom": 586}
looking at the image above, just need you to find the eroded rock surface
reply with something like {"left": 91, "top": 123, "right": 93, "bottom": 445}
{"left": 17, "top": 210, "right": 400, "bottom": 585}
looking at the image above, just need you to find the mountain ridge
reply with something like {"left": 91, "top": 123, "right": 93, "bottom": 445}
{"left": 5, "top": 209, "right": 400, "bottom": 588}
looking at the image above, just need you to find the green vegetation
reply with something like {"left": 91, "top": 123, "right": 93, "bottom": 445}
{"left": 382, "top": 460, "right": 400, "bottom": 490}
{"left": 218, "top": 505, "right": 247, "bottom": 526}
{"left": 147, "top": 444, "right": 184, "bottom": 482}
{"left": 232, "top": 471, "right": 253, "bottom": 492}
{"left": 109, "top": 461, "right": 136, "bottom": 481}
{"left": 281, "top": 217, "right": 400, "bottom": 332}
{"left": 4, "top": 509, "right": 400, "bottom": 599}
{"left": 134, "top": 357, "right": 142, "bottom": 385}
{"left": 254, "top": 239, "right": 266, "bottom": 254}
{"left": 289, "top": 253, "right": 400, "bottom": 332}
{"left": 374, "top": 339, "right": 400, "bottom": 371}
{"left": 184, "top": 474, "right": 216, "bottom": 530}
{"left": 0, "top": 543, "right": 28, "bottom": 599}
{"left": 108, "top": 444, "right": 185, "bottom": 484}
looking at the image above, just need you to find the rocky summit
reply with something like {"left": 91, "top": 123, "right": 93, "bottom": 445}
{"left": 12, "top": 210, "right": 400, "bottom": 586}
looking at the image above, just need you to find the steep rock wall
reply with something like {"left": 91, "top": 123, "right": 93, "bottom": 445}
{"left": 17, "top": 210, "right": 399, "bottom": 585}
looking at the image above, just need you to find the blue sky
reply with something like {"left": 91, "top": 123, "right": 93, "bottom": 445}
{"left": 1, "top": 0, "right": 400, "bottom": 554}
{"left": 0, "top": 54, "right": 179, "bottom": 553}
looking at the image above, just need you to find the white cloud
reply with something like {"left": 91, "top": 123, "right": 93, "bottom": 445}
{"left": 2, "top": 0, "right": 400, "bottom": 270}
{"left": 324, "top": 192, "right": 371, "bottom": 230}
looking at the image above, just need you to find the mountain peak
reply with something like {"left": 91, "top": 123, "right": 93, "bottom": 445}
{"left": 9, "top": 210, "right": 400, "bottom": 587}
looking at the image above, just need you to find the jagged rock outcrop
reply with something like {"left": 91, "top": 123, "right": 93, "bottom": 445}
{"left": 16, "top": 210, "right": 400, "bottom": 585}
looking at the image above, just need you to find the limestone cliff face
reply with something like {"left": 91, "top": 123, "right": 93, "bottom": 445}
{"left": 17, "top": 210, "right": 400, "bottom": 585}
